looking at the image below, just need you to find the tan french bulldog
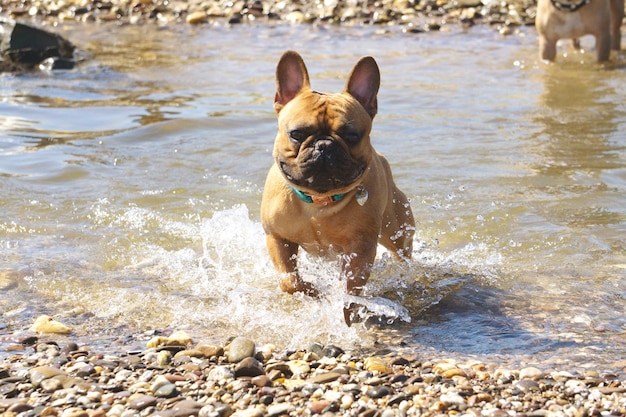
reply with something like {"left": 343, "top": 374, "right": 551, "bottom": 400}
{"left": 261, "top": 51, "right": 415, "bottom": 325}
{"left": 535, "top": 0, "right": 624, "bottom": 62}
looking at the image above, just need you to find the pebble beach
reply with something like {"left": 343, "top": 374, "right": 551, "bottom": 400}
{"left": 1, "top": 326, "right": 625, "bottom": 417}
{"left": 0, "top": 0, "right": 536, "bottom": 31}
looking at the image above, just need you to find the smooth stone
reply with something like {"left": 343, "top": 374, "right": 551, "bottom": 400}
{"left": 309, "top": 400, "right": 330, "bottom": 414}
{"left": 147, "top": 412, "right": 175, "bottom": 417}
{"left": 519, "top": 366, "right": 544, "bottom": 380}
{"left": 8, "top": 402, "right": 34, "bottom": 413}
{"left": 251, "top": 375, "right": 271, "bottom": 387}
{"left": 230, "top": 406, "right": 264, "bottom": 417}
{"left": 146, "top": 330, "right": 193, "bottom": 349}
{"left": 265, "top": 362, "right": 290, "bottom": 374}
{"left": 301, "top": 383, "right": 322, "bottom": 396}
{"left": 156, "top": 350, "right": 172, "bottom": 366}
{"left": 234, "top": 356, "right": 264, "bottom": 377}
{"left": 199, "top": 403, "right": 232, "bottom": 417}
{"left": 40, "top": 377, "right": 63, "bottom": 392}
{"left": 441, "top": 367, "right": 467, "bottom": 378}
{"left": 287, "top": 360, "right": 310, "bottom": 376}
{"left": 172, "top": 400, "right": 204, "bottom": 411}
{"left": 196, "top": 343, "right": 224, "bottom": 358}
{"left": 389, "top": 357, "right": 410, "bottom": 366}
{"left": 308, "top": 371, "right": 341, "bottom": 384}
{"left": 515, "top": 379, "right": 540, "bottom": 393}
{"left": 151, "top": 375, "right": 171, "bottom": 392}
{"left": 60, "top": 407, "right": 89, "bottom": 417}
{"left": 358, "top": 408, "right": 377, "bottom": 417}
{"left": 322, "top": 345, "right": 344, "bottom": 358}
{"left": 185, "top": 11, "right": 207, "bottom": 24}
{"left": 75, "top": 364, "right": 96, "bottom": 377}
{"left": 388, "top": 393, "right": 410, "bottom": 406}
{"left": 364, "top": 357, "right": 392, "bottom": 374}
{"left": 0, "top": 383, "right": 17, "bottom": 397}
{"left": 440, "top": 391, "right": 466, "bottom": 407}
{"left": 389, "top": 373, "right": 409, "bottom": 384}
{"left": 332, "top": 364, "right": 352, "bottom": 375}
{"left": 228, "top": 337, "right": 256, "bottom": 363}
{"left": 154, "top": 383, "right": 178, "bottom": 398}
{"left": 30, "top": 366, "right": 66, "bottom": 387}
{"left": 174, "top": 349, "right": 204, "bottom": 358}
{"left": 266, "top": 404, "right": 293, "bottom": 417}
{"left": 41, "top": 406, "right": 62, "bottom": 416}
{"left": 366, "top": 385, "right": 390, "bottom": 398}
{"left": 208, "top": 366, "right": 235, "bottom": 381}
{"left": 29, "top": 315, "right": 71, "bottom": 334}
{"left": 128, "top": 395, "right": 158, "bottom": 410}
{"left": 308, "top": 342, "right": 324, "bottom": 358}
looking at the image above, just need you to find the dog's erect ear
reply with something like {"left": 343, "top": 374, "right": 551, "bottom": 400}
{"left": 275, "top": 51, "right": 311, "bottom": 113}
{"left": 345, "top": 56, "right": 380, "bottom": 119}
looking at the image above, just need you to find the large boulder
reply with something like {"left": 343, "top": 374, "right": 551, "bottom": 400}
{"left": 0, "top": 17, "right": 75, "bottom": 71}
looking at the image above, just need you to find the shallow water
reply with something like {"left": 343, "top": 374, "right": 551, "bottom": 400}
{"left": 1, "top": 22, "right": 624, "bottom": 370}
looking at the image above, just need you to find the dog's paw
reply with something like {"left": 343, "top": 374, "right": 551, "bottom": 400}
{"left": 343, "top": 303, "right": 366, "bottom": 326}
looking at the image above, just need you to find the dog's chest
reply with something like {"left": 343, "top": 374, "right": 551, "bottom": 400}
{"left": 552, "top": 12, "right": 586, "bottom": 38}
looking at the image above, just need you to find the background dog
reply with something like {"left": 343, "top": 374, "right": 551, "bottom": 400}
{"left": 535, "top": 0, "right": 624, "bottom": 62}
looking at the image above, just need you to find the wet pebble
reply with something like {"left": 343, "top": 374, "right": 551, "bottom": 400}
{"left": 515, "top": 379, "right": 540, "bottom": 393}
{"left": 234, "top": 356, "right": 265, "bottom": 377}
{"left": 128, "top": 394, "right": 157, "bottom": 410}
{"left": 366, "top": 385, "right": 390, "bottom": 398}
{"left": 30, "top": 366, "right": 65, "bottom": 387}
{"left": 228, "top": 337, "right": 256, "bottom": 363}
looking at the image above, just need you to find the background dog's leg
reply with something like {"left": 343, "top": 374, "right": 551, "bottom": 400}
{"left": 596, "top": 32, "right": 612, "bottom": 62}
{"left": 610, "top": 0, "right": 624, "bottom": 50}
{"left": 539, "top": 36, "right": 557, "bottom": 61}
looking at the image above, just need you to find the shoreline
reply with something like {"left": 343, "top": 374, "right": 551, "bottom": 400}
{"left": 1, "top": 0, "right": 536, "bottom": 30}
{"left": 1, "top": 330, "right": 625, "bottom": 416}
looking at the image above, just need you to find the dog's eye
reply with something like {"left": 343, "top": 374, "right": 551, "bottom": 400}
{"left": 343, "top": 131, "right": 361, "bottom": 144}
{"left": 289, "top": 130, "right": 307, "bottom": 143}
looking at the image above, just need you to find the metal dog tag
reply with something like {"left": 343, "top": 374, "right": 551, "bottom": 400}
{"left": 355, "top": 185, "right": 368, "bottom": 206}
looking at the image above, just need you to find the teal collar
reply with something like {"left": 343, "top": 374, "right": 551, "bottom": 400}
{"left": 288, "top": 185, "right": 346, "bottom": 204}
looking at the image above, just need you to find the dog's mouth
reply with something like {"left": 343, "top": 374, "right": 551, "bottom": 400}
{"left": 280, "top": 163, "right": 366, "bottom": 193}
{"left": 279, "top": 159, "right": 366, "bottom": 195}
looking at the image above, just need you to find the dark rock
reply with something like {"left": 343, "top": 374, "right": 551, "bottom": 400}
{"left": 0, "top": 383, "right": 18, "bottom": 398}
{"left": 388, "top": 393, "right": 410, "bottom": 406}
{"left": 322, "top": 345, "right": 344, "bottom": 358}
{"left": 307, "top": 342, "right": 325, "bottom": 358}
{"left": 0, "top": 17, "right": 74, "bottom": 71}
{"left": 366, "top": 385, "right": 391, "bottom": 398}
{"left": 154, "top": 383, "right": 178, "bottom": 398}
{"left": 234, "top": 357, "right": 264, "bottom": 377}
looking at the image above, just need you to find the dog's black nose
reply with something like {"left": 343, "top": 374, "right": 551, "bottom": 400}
{"left": 313, "top": 139, "right": 337, "bottom": 156}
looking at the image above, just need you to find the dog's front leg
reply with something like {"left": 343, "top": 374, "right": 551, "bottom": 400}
{"left": 538, "top": 35, "right": 558, "bottom": 61}
{"left": 266, "top": 234, "right": 319, "bottom": 297}
{"left": 342, "top": 242, "right": 377, "bottom": 325}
